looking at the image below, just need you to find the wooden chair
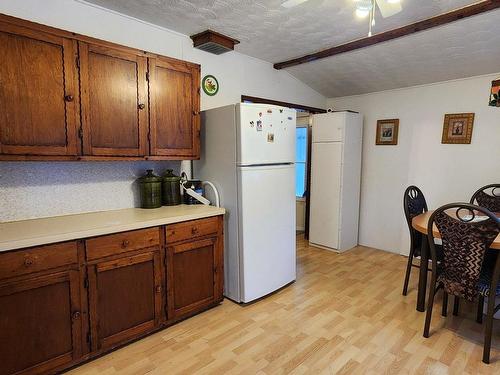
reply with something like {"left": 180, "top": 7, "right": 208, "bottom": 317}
{"left": 471, "top": 184, "right": 500, "bottom": 212}
{"left": 402, "top": 186, "right": 442, "bottom": 296}
{"left": 423, "top": 203, "right": 500, "bottom": 364}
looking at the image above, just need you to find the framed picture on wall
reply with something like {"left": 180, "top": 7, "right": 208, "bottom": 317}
{"left": 376, "top": 119, "right": 399, "bottom": 145}
{"left": 441, "top": 113, "right": 474, "bottom": 144}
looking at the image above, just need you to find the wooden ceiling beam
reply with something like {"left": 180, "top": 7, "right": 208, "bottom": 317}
{"left": 274, "top": 0, "right": 500, "bottom": 70}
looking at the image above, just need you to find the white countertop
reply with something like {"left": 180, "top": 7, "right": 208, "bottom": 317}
{"left": 0, "top": 205, "right": 225, "bottom": 252}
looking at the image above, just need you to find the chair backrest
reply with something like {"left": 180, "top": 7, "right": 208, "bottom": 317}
{"left": 428, "top": 203, "right": 500, "bottom": 301}
{"left": 470, "top": 184, "right": 500, "bottom": 212}
{"left": 403, "top": 186, "right": 428, "bottom": 251}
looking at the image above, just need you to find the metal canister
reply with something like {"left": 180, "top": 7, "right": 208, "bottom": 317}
{"left": 137, "top": 169, "right": 162, "bottom": 209}
{"left": 162, "top": 169, "right": 181, "bottom": 206}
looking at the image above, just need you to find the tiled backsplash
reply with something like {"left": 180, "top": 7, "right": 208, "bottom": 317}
{"left": 0, "top": 161, "right": 180, "bottom": 222}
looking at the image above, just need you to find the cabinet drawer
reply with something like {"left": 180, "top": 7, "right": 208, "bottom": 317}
{"left": 166, "top": 217, "right": 219, "bottom": 243}
{"left": 86, "top": 228, "right": 160, "bottom": 261}
{"left": 0, "top": 241, "right": 78, "bottom": 280}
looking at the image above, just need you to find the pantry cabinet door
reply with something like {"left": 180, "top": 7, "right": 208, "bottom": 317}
{"left": 148, "top": 57, "right": 200, "bottom": 159}
{"left": 0, "top": 23, "right": 79, "bottom": 156}
{"left": 79, "top": 42, "right": 148, "bottom": 157}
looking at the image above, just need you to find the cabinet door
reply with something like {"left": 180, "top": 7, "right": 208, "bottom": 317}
{"left": 167, "top": 236, "right": 223, "bottom": 319}
{"left": 0, "top": 270, "right": 83, "bottom": 375}
{"left": 79, "top": 42, "right": 148, "bottom": 156}
{"left": 88, "top": 251, "right": 162, "bottom": 351}
{"left": 148, "top": 57, "right": 200, "bottom": 158}
{"left": 0, "top": 23, "right": 79, "bottom": 156}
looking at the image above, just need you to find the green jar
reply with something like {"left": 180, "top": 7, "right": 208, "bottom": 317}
{"left": 137, "top": 169, "right": 162, "bottom": 209}
{"left": 162, "top": 169, "right": 181, "bottom": 206}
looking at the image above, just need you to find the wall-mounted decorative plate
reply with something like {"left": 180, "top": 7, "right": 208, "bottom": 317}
{"left": 202, "top": 75, "right": 219, "bottom": 96}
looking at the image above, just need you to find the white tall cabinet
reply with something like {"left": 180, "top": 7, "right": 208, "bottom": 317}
{"left": 309, "top": 111, "right": 363, "bottom": 252}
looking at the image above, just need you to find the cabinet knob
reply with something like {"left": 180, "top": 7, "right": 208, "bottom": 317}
{"left": 72, "top": 311, "right": 81, "bottom": 321}
{"left": 138, "top": 103, "right": 146, "bottom": 110}
{"left": 155, "top": 285, "right": 162, "bottom": 293}
{"left": 65, "top": 94, "right": 74, "bottom": 102}
{"left": 191, "top": 227, "right": 199, "bottom": 235}
{"left": 24, "top": 257, "right": 34, "bottom": 267}
{"left": 121, "top": 239, "right": 130, "bottom": 248}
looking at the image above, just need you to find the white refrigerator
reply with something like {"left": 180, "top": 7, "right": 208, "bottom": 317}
{"left": 194, "top": 103, "right": 296, "bottom": 303}
{"left": 309, "top": 111, "right": 363, "bottom": 252}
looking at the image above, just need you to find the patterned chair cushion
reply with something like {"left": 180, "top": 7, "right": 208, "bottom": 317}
{"left": 475, "top": 191, "right": 500, "bottom": 212}
{"left": 477, "top": 251, "right": 500, "bottom": 297}
{"left": 434, "top": 211, "right": 499, "bottom": 301}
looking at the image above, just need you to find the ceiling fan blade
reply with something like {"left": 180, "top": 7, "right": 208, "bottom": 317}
{"left": 281, "top": 0, "right": 310, "bottom": 8}
{"left": 376, "top": 0, "right": 402, "bottom": 18}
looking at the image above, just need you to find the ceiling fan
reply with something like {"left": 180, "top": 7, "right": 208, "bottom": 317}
{"left": 282, "top": 0, "right": 403, "bottom": 36}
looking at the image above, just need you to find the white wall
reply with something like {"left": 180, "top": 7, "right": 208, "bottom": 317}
{"left": 0, "top": 0, "right": 325, "bottom": 223}
{"left": 327, "top": 73, "right": 500, "bottom": 255}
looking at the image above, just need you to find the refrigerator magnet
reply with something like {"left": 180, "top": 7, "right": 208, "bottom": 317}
{"left": 256, "top": 120, "right": 262, "bottom": 131}
{"left": 267, "top": 133, "right": 274, "bottom": 143}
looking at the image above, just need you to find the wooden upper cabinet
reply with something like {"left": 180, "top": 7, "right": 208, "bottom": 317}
{"left": 79, "top": 42, "right": 148, "bottom": 156}
{"left": 0, "top": 22, "right": 79, "bottom": 156}
{"left": 148, "top": 57, "right": 200, "bottom": 159}
{"left": 0, "top": 15, "right": 202, "bottom": 160}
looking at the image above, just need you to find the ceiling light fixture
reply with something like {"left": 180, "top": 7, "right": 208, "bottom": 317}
{"left": 355, "top": 0, "right": 403, "bottom": 37}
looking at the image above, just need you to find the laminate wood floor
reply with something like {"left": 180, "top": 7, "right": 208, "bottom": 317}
{"left": 68, "top": 236, "right": 500, "bottom": 374}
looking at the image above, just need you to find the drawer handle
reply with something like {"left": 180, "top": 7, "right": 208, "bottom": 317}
{"left": 155, "top": 285, "right": 162, "bottom": 293}
{"left": 24, "top": 257, "right": 35, "bottom": 267}
{"left": 121, "top": 240, "right": 130, "bottom": 248}
{"left": 72, "top": 311, "right": 81, "bottom": 321}
{"left": 191, "top": 227, "right": 199, "bottom": 235}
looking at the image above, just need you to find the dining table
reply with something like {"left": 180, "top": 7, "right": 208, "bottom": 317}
{"left": 411, "top": 210, "right": 500, "bottom": 312}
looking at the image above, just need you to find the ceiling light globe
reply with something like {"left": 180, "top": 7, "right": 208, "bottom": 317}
{"left": 387, "top": 0, "right": 401, "bottom": 3}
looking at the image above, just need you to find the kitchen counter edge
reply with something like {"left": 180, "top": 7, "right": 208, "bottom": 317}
{"left": 0, "top": 205, "right": 225, "bottom": 252}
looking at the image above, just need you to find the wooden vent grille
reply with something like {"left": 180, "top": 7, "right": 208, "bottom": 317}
{"left": 190, "top": 30, "right": 239, "bottom": 55}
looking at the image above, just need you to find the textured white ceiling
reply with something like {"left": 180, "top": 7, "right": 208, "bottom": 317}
{"left": 287, "top": 10, "right": 500, "bottom": 96}
{"left": 83, "top": 0, "right": 500, "bottom": 97}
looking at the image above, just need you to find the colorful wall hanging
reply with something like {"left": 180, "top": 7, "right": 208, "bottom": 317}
{"left": 489, "top": 79, "right": 500, "bottom": 107}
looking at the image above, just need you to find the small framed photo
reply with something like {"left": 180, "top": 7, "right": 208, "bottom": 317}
{"left": 441, "top": 113, "right": 474, "bottom": 144}
{"left": 376, "top": 119, "right": 399, "bottom": 145}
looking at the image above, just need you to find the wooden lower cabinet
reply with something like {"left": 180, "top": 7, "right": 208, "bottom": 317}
{"left": 166, "top": 216, "right": 224, "bottom": 320}
{"left": 0, "top": 243, "right": 84, "bottom": 375}
{"left": 0, "top": 215, "right": 223, "bottom": 375}
{"left": 87, "top": 249, "right": 163, "bottom": 352}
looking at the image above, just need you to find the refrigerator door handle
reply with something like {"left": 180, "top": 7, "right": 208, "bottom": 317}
{"left": 238, "top": 162, "right": 294, "bottom": 167}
